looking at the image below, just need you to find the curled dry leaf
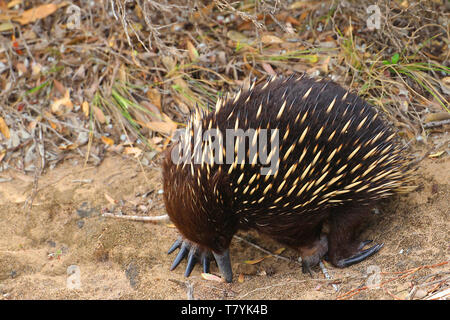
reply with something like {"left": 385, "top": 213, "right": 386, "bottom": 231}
{"left": 186, "top": 39, "right": 199, "bottom": 61}
{"left": 140, "top": 101, "right": 162, "bottom": 121}
{"left": 0, "top": 22, "right": 14, "bottom": 32}
{"left": 123, "top": 147, "right": 143, "bottom": 157}
{"left": 201, "top": 273, "right": 224, "bottom": 282}
{"left": 146, "top": 89, "right": 162, "bottom": 111}
{"left": 31, "top": 62, "right": 41, "bottom": 77}
{"left": 58, "top": 143, "right": 78, "bottom": 150}
{"left": 144, "top": 120, "right": 177, "bottom": 136}
{"left": 82, "top": 101, "right": 89, "bottom": 117}
{"left": 429, "top": 151, "right": 445, "bottom": 159}
{"left": 93, "top": 106, "right": 106, "bottom": 124}
{"left": 261, "top": 34, "right": 284, "bottom": 44}
{"left": 0, "top": 116, "right": 10, "bottom": 139}
{"left": 53, "top": 79, "right": 66, "bottom": 95}
{"left": 244, "top": 257, "right": 265, "bottom": 265}
{"left": 51, "top": 90, "right": 73, "bottom": 115}
{"left": 161, "top": 56, "right": 176, "bottom": 73}
{"left": 261, "top": 63, "right": 276, "bottom": 75}
{"left": 273, "top": 247, "right": 286, "bottom": 255}
{"left": 101, "top": 136, "right": 114, "bottom": 146}
{"left": 227, "top": 30, "right": 252, "bottom": 44}
{"left": 14, "top": 3, "right": 68, "bottom": 25}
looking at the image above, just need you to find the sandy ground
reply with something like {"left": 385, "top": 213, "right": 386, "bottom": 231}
{"left": 0, "top": 149, "right": 448, "bottom": 300}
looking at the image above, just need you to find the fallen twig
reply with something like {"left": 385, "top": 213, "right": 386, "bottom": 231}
{"left": 102, "top": 212, "right": 170, "bottom": 222}
{"left": 423, "top": 119, "right": 450, "bottom": 129}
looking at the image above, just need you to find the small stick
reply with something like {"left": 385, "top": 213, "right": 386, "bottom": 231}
{"left": 319, "top": 261, "right": 339, "bottom": 292}
{"left": 102, "top": 212, "right": 169, "bottom": 222}
{"left": 383, "top": 287, "right": 403, "bottom": 300}
{"left": 186, "top": 281, "right": 195, "bottom": 300}
{"left": 423, "top": 119, "right": 450, "bottom": 129}
{"left": 233, "top": 235, "right": 296, "bottom": 264}
{"left": 72, "top": 179, "right": 93, "bottom": 183}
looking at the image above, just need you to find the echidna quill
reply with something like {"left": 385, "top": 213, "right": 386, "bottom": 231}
{"left": 162, "top": 74, "right": 413, "bottom": 282}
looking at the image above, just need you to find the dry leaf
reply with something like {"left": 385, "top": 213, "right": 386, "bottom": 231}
{"left": 53, "top": 79, "right": 66, "bottom": 95}
{"left": 0, "top": 149, "right": 6, "bottom": 163}
{"left": 161, "top": 56, "right": 176, "bottom": 72}
{"left": 429, "top": 151, "right": 445, "bottom": 158}
{"left": 14, "top": 3, "right": 67, "bottom": 25}
{"left": 400, "top": 0, "right": 409, "bottom": 8}
{"left": 201, "top": 273, "right": 224, "bottom": 282}
{"left": 186, "top": 40, "right": 199, "bottom": 61}
{"left": 261, "top": 34, "right": 283, "bottom": 44}
{"left": 0, "top": 22, "right": 14, "bottom": 32}
{"left": 31, "top": 61, "right": 42, "bottom": 77}
{"left": 82, "top": 101, "right": 89, "bottom": 117}
{"left": 273, "top": 247, "right": 286, "bottom": 255}
{"left": 227, "top": 30, "right": 252, "bottom": 44}
{"left": 146, "top": 89, "right": 162, "bottom": 111}
{"left": 51, "top": 90, "right": 73, "bottom": 115}
{"left": 93, "top": 106, "right": 106, "bottom": 124}
{"left": 16, "top": 62, "right": 27, "bottom": 74}
{"left": 0, "top": 116, "right": 10, "bottom": 139}
{"left": 289, "top": 1, "right": 311, "bottom": 9}
{"left": 261, "top": 63, "right": 276, "bottom": 75}
{"left": 101, "top": 136, "right": 114, "bottom": 146}
{"left": 123, "top": 147, "right": 142, "bottom": 157}
{"left": 7, "top": 0, "right": 23, "bottom": 9}
{"left": 144, "top": 120, "right": 177, "bottom": 136}
{"left": 286, "top": 16, "right": 301, "bottom": 26}
{"left": 58, "top": 143, "right": 78, "bottom": 150}
{"left": 238, "top": 274, "right": 245, "bottom": 283}
{"left": 244, "top": 257, "right": 266, "bottom": 265}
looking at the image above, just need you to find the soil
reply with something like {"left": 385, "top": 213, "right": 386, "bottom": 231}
{"left": 0, "top": 150, "right": 448, "bottom": 300}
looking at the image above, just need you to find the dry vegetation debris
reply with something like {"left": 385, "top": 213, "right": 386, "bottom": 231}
{"left": 0, "top": 0, "right": 448, "bottom": 174}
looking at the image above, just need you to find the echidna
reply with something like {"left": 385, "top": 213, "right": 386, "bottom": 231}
{"left": 162, "top": 74, "right": 412, "bottom": 282}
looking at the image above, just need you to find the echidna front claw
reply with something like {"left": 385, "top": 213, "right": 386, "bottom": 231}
{"left": 337, "top": 242, "right": 384, "bottom": 268}
{"left": 170, "top": 241, "right": 190, "bottom": 271}
{"left": 212, "top": 249, "right": 233, "bottom": 283}
{"left": 168, "top": 237, "right": 233, "bottom": 282}
{"left": 169, "top": 238, "right": 205, "bottom": 275}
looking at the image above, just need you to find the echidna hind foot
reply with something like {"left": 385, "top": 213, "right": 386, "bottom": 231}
{"left": 326, "top": 205, "right": 384, "bottom": 268}
{"left": 298, "top": 234, "right": 328, "bottom": 275}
